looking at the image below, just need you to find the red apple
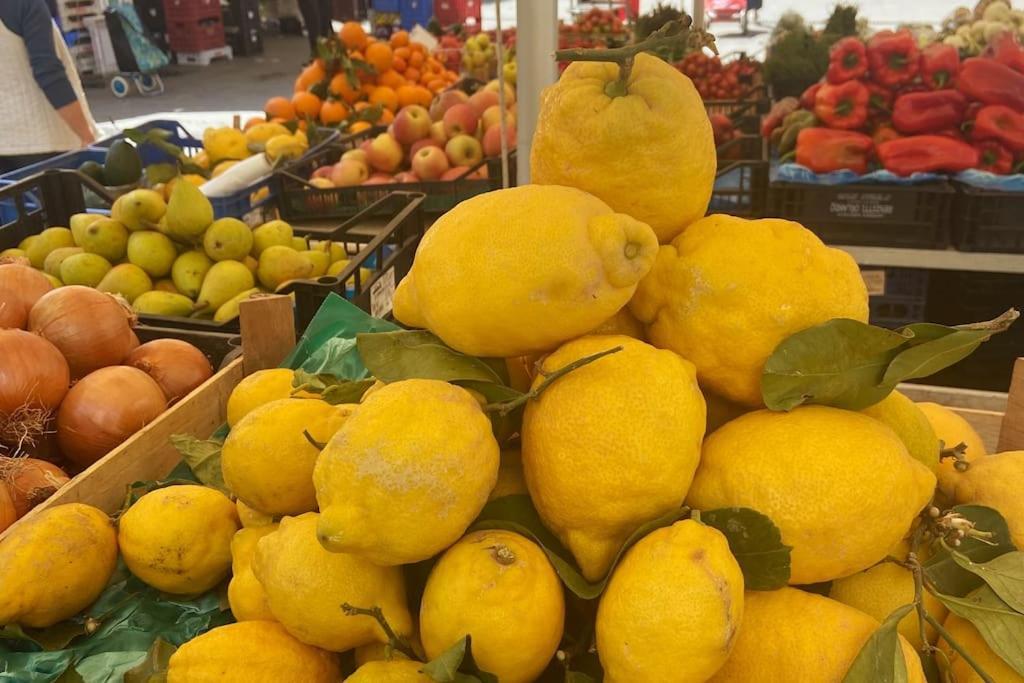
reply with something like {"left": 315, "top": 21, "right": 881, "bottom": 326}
{"left": 445, "top": 134, "right": 484, "bottom": 168}
{"left": 429, "top": 89, "right": 470, "bottom": 121}
{"left": 443, "top": 104, "right": 479, "bottom": 138}
{"left": 483, "top": 79, "right": 516, "bottom": 105}
{"left": 430, "top": 120, "right": 448, "bottom": 146}
{"left": 359, "top": 139, "right": 373, "bottom": 154}
{"left": 410, "top": 138, "right": 442, "bottom": 156}
{"left": 468, "top": 90, "right": 500, "bottom": 117}
{"left": 366, "top": 133, "right": 403, "bottom": 173}
{"left": 311, "top": 165, "right": 334, "bottom": 180}
{"left": 330, "top": 159, "right": 369, "bottom": 187}
{"left": 483, "top": 123, "right": 517, "bottom": 157}
{"left": 363, "top": 173, "right": 396, "bottom": 185}
{"left": 480, "top": 105, "right": 504, "bottom": 132}
{"left": 393, "top": 171, "right": 420, "bottom": 183}
{"left": 342, "top": 148, "right": 368, "bottom": 164}
{"left": 441, "top": 166, "right": 470, "bottom": 181}
{"left": 411, "top": 146, "right": 451, "bottom": 181}
{"left": 393, "top": 105, "right": 431, "bottom": 145}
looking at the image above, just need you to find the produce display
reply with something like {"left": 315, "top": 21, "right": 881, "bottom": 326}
{"left": 675, "top": 51, "right": 761, "bottom": 101}
{"left": 942, "top": 0, "right": 1024, "bottom": 55}
{"left": 765, "top": 27, "right": 1024, "bottom": 176}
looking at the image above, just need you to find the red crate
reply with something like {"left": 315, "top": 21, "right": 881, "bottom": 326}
{"left": 168, "top": 16, "right": 226, "bottom": 53}
{"left": 163, "top": 0, "right": 221, "bottom": 23}
{"left": 434, "top": 0, "right": 481, "bottom": 26}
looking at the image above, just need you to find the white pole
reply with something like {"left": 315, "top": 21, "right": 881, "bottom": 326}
{"left": 692, "top": 0, "right": 705, "bottom": 30}
{"left": 515, "top": 0, "right": 558, "bottom": 184}
{"left": 494, "top": 0, "right": 510, "bottom": 189}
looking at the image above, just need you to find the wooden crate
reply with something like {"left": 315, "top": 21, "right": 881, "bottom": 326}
{"left": 0, "top": 296, "right": 296, "bottom": 541}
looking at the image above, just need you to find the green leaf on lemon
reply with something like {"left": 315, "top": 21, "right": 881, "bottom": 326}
{"left": 951, "top": 551, "right": 1024, "bottom": 615}
{"left": 842, "top": 604, "right": 913, "bottom": 683}
{"left": 700, "top": 507, "right": 791, "bottom": 590}
{"left": 169, "top": 435, "right": 228, "bottom": 495}
{"left": 935, "top": 586, "right": 1024, "bottom": 677}
{"left": 357, "top": 330, "right": 503, "bottom": 384}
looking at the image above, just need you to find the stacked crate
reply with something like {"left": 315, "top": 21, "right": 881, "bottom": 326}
{"left": 163, "top": 0, "right": 228, "bottom": 58}
{"left": 224, "top": 0, "right": 262, "bottom": 57}
{"left": 59, "top": 0, "right": 108, "bottom": 76}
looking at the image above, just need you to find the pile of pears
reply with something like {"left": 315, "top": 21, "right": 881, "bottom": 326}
{"left": 2, "top": 181, "right": 367, "bottom": 324}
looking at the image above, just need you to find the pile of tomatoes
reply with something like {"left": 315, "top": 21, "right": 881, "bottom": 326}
{"left": 677, "top": 52, "right": 761, "bottom": 101}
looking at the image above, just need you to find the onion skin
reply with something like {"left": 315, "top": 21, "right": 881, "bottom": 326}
{"left": 0, "top": 264, "right": 52, "bottom": 330}
{"left": 0, "top": 329, "right": 70, "bottom": 415}
{"left": 29, "top": 287, "right": 136, "bottom": 378}
{"left": 56, "top": 366, "right": 167, "bottom": 467}
{"left": 125, "top": 339, "right": 213, "bottom": 404}
{"left": 0, "top": 457, "right": 70, "bottom": 517}
{"left": 0, "top": 484, "right": 14, "bottom": 533}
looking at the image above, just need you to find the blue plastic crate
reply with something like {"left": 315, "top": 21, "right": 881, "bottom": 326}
{"left": 399, "top": 0, "right": 433, "bottom": 28}
{"left": 92, "top": 119, "right": 204, "bottom": 165}
{"left": 373, "top": 0, "right": 401, "bottom": 12}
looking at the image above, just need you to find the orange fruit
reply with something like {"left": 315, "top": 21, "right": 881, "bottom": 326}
{"left": 349, "top": 120, "right": 372, "bottom": 133}
{"left": 378, "top": 69, "right": 406, "bottom": 89}
{"left": 404, "top": 68, "right": 421, "bottom": 84}
{"left": 354, "top": 101, "right": 371, "bottom": 112}
{"left": 360, "top": 83, "right": 376, "bottom": 99}
{"left": 264, "top": 96, "right": 295, "bottom": 120}
{"left": 295, "top": 61, "right": 327, "bottom": 92}
{"left": 392, "top": 56, "right": 408, "bottom": 73}
{"left": 366, "top": 42, "right": 394, "bottom": 75}
{"left": 427, "top": 78, "right": 445, "bottom": 92}
{"left": 410, "top": 42, "right": 426, "bottom": 55}
{"left": 369, "top": 86, "right": 399, "bottom": 112}
{"left": 319, "top": 99, "right": 350, "bottom": 125}
{"left": 394, "top": 46, "right": 411, "bottom": 61}
{"left": 243, "top": 116, "right": 266, "bottom": 130}
{"left": 408, "top": 51, "right": 425, "bottom": 68}
{"left": 329, "top": 73, "right": 361, "bottom": 104}
{"left": 292, "top": 91, "right": 323, "bottom": 119}
{"left": 396, "top": 85, "right": 419, "bottom": 108}
{"left": 390, "top": 30, "right": 410, "bottom": 48}
{"left": 379, "top": 108, "right": 394, "bottom": 124}
{"left": 413, "top": 85, "right": 433, "bottom": 106}
{"left": 339, "top": 21, "right": 368, "bottom": 50}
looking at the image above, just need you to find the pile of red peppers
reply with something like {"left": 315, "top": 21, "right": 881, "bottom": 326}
{"left": 764, "top": 28, "right": 1024, "bottom": 176}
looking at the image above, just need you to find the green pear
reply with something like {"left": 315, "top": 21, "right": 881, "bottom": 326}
{"left": 26, "top": 227, "right": 74, "bottom": 268}
{"left": 97, "top": 263, "right": 152, "bottom": 303}
{"left": 76, "top": 218, "right": 129, "bottom": 261}
{"left": 251, "top": 220, "right": 293, "bottom": 256}
{"left": 127, "top": 231, "right": 177, "bottom": 278}
{"left": 195, "top": 260, "right": 256, "bottom": 313}
{"left": 327, "top": 241, "right": 349, "bottom": 264}
{"left": 17, "top": 236, "right": 37, "bottom": 251}
{"left": 301, "top": 249, "right": 331, "bottom": 277}
{"left": 243, "top": 255, "right": 258, "bottom": 275}
{"left": 171, "top": 250, "right": 213, "bottom": 299}
{"left": 133, "top": 291, "right": 193, "bottom": 317}
{"left": 43, "top": 246, "right": 83, "bottom": 277}
{"left": 203, "top": 218, "right": 254, "bottom": 262}
{"left": 327, "top": 259, "right": 373, "bottom": 283}
{"left": 213, "top": 287, "right": 260, "bottom": 323}
{"left": 0, "top": 248, "right": 26, "bottom": 260}
{"left": 111, "top": 189, "right": 167, "bottom": 231}
{"left": 41, "top": 273, "right": 62, "bottom": 288}
{"left": 290, "top": 236, "right": 308, "bottom": 251}
{"left": 69, "top": 213, "right": 102, "bottom": 237}
{"left": 165, "top": 178, "right": 214, "bottom": 242}
{"left": 60, "top": 252, "right": 112, "bottom": 287}
{"left": 154, "top": 278, "right": 181, "bottom": 294}
{"left": 257, "top": 245, "right": 314, "bottom": 291}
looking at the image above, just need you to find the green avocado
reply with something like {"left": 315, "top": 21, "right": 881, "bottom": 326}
{"left": 77, "top": 159, "right": 105, "bottom": 183}
{"left": 103, "top": 140, "right": 143, "bottom": 186}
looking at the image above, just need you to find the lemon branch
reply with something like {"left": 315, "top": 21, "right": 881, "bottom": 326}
{"left": 341, "top": 603, "right": 419, "bottom": 660}
{"left": 939, "top": 441, "right": 970, "bottom": 472}
{"left": 554, "top": 18, "right": 718, "bottom": 98}
{"left": 485, "top": 346, "right": 623, "bottom": 416}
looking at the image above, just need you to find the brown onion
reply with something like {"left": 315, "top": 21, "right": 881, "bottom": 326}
{"left": 56, "top": 366, "right": 167, "bottom": 467}
{"left": 29, "top": 287, "right": 136, "bottom": 378}
{"left": 0, "top": 264, "right": 52, "bottom": 329}
{"left": 0, "top": 329, "right": 70, "bottom": 415}
{"left": 0, "top": 457, "right": 69, "bottom": 517}
{"left": 126, "top": 339, "right": 213, "bottom": 404}
{"left": 0, "top": 484, "right": 14, "bottom": 533}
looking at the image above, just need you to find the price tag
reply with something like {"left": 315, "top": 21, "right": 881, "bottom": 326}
{"left": 861, "top": 269, "right": 887, "bottom": 296}
{"left": 371, "top": 268, "right": 397, "bottom": 318}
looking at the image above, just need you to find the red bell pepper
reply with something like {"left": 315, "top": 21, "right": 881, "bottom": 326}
{"left": 974, "top": 141, "right": 1014, "bottom": 174}
{"left": 760, "top": 97, "right": 799, "bottom": 138}
{"left": 877, "top": 135, "right": 979, "bottom": 175}
{"left": 973, "top": 105, "right": 1024, "bottom": 153}
{"left": 866, "top": 82, "right": 893, "bottom": 113}
{"left": 796, "top": 128, "right": 874, "bottom": 174}
{"left": 867, "top": 30, "right": 920, "bottom": 88}
{"left": 827, "top": 37, "right": 869, "bottom": 84}
{"left": 957, "top": 59, "right": 1024, "bottom": 112}
{"left": 934, "top": 128, "right": 966, "bottom": 141}
{"left": 919, "top": 43, "right": 960, "bottom": 89}
{"left": 986, "top": 32, "right": 1024, "bottom": 74}
{"left": 800, "top": 82, "right": 823, "bottom": 110}
{"left": 892, "top": 90, "right": 968, "bottom": 134}
{"left": 872, "top": 124, "right": 902, "bottom": 146}
{"left": 814, "top": 81, "right": 869, "bottom": 130}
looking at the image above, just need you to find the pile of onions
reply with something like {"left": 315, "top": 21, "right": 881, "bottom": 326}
{"left": 0, "top": 457, "right": 69, "bottom": 518}
{"left": 0, "top": 330, "right": 70, "bottom": 415}
{"left": 0, "top": 485, "right": 14, "bottom": 533}
{"left": 126, "top": 339, "right": 213, "bottom": 404}
{"left": 29, "top": 286, "right": 137, "bottom": 378}
{"left": 0, "top": 263, "right": 52, "bottom": 329}
{"left": 56, "top": 366, "right": 167, "bottom": 467}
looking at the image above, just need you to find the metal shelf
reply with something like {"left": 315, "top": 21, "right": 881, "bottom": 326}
{"left": 836, "top": 245, "right": 1024, "bottom": 275}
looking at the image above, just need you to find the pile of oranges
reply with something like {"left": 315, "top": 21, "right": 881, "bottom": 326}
{"left": 261, "top": 23, "right": 462, "bottom": 132}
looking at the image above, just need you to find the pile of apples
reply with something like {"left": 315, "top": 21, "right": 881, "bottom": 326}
{"left": 308, "top": 81, "right": 517, "bottom": 189}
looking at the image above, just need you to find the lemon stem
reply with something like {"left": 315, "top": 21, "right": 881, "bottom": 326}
{"left": 485, "top": 346, "right": 623, "bottom": 416}
{"left": 490, "top": 544, "right": 517, "bottom": 565}
{"left": 939, "top": 441, "right": 970, "bottom": 472}
{"left": 341, "top": 603, "right": 419, "bottom": 661}
{"left": 303, "top": 430, "right": 327, "bottom": 450}
{"left": 924, "top": 613, "right": 995, "bottom": 683}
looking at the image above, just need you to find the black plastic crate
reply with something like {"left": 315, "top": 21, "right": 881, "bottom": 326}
{"left": 860, "top": 267, "right": 929, "bottom": 329}
{"left": 767, "top": 181, "right": 954, "bottom": 249}
{"left": 952, "top": 183, "right": 1024, "bottom": 253}
{"left": 705, "top": 84, "right": 770, "bottom": 135}
{"left": 710, "top": 134, "right": 768, "bottom": 218}
{"left": 274, "top": 126, "right": 515, "bottom": 221}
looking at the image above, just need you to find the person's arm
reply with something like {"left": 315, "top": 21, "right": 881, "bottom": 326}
{"left": 57, "top": 101, "right": 95, "bottom": 145}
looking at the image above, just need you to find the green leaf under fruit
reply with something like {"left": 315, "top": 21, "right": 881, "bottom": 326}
{"left": 144, "top": 163, "right": 178, "bottom": 185}
{"left": 924, "top": 505, "right": 1017, "bottom": 597}
{"left": 357, "top": 330, "right": 504, "bottom": 384}
{"left": 842, "top": 604, "right": 913, "bottom": 683}
{"left": 169, "top": 435, "right": 229, "bottom": 495}
{"left": 935, "top": 586, "right": 1024, "bottom": 677}
{"left": 700, "top": 507, "right": 792, "bottom": 590}
{"left": 421, "top": 635, "right": 498, "bottom": 683}
{"left": 292, "top": 370, "right": 375, "bottom": 404}
{"left": 123, "top": 638, "right": 176, "bottom": 682}
{"left": 952, "top": 551, "right": 1024, "bottom": 614}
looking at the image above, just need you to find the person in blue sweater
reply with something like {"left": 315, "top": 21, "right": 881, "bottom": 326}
{"left": 0, "top": 0, "right": 99, "bottom": 172}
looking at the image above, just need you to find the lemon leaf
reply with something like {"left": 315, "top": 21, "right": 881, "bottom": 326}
{"left": 123, "top": 638, "right": 176, "bottom": 682}
{"left": 421, "top": 635, "right": 498, "bottom": 683}
{"left": 699, "top": 507, "right": 791, "bottom": 590}
{"left": 952, "top": 551, "right": 1024, "bottom": 615}
{"left": 357, "top": 330, "right": 504, "bottom": 384}
{"left": 935, "top": 586, "right": 1024, "bottom": 677}
{"left": 169, "top": 435, "right": 229, "bottom": 495}
{"left": 842, "top": 604, "right": 913, "bottom": 683}
{"left": 924, "top": 505, "right": 1016, "bottom": 597}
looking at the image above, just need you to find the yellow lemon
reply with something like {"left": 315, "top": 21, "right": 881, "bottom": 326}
{"left": 245, "top": 122, "right": 292, "bottom": 147}
{"left": 522, "top": 335, "right": 706, "bottom": 580}
{"left": 704, "top": 390, "right": 749, "bottom": 434}
{"left": 631, "top": 214, "right": 868, "bottom": 407}
{"left": 314, "top": 379, "right": 499, "bottom": 566}
{"left": 686, "top": 406, "right": 936, "bottom": 584}
{"left": 708, "top": 587, "right": 925, "bottom": 682}
{"left": 253, "top": 513, "right": 412, "bottom": 652}
{"left": 265, "top": 135, "right": 306, "bottom": 163}
{"left": 940, "top": 613, "right": 1024, "bottom": 683}
{"left": 588, "top": 306, "right": 645, "bottom": 339}
{"left": 917, "top": 401, "right": 989, "bottom": 498}
{"left": 222, "top": 398, "right": 354, "bottom": 516}
{"left": 118, "top": 484, "right": 239, "bottom": 594}
{"left": 952, "top": 450, "right": 1024, "bottom": 548}
{"left": 237, "top": 499, "right": 274, "bottom": 528}
{"left": 0, "top": 503, "right": 117, "bottom": 627}
{"left": 345, "top": 660, "right": 433, "bottom": 682}
{"left": 226, "top": 368, "right": 300, "bottom": 427}
{"left": 228, "top": 524, "right": 279, "bottom": 622}
{"left": 830, "top": 562, "right": 947, "bottom": 649}
{"left": 203, "top": 126, "right": 249, "bottom": 164}
{"left": 393, "top": 185, "right": 658, "bottom": 357}
{"left": 420, "top": 530, "right": 565, "bottom": 683}
{"left": 488, "top": 449, "right": 528, "bottom": 501}
{"left": 862, "top": 390, "right": 940, "bottom": 470}
{"left": 531, "top": 52, "right": 714, "bottom": 243}
{"left": 597, "top": 520, "right": 744, "bottom": 683}
{"left": 167, "top": 620, "right": 340, "bottom": 683}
